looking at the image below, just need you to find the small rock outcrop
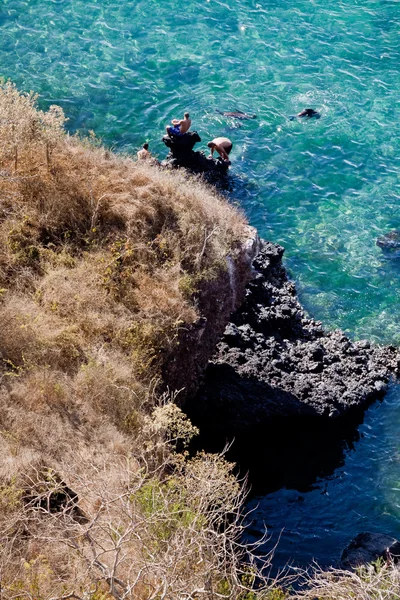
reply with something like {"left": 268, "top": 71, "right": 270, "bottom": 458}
{"left": 341, "top": 532, "right": 400, "bottom": 568}
{"left": 189, "top": 240, "right": 400, "bottom": 434}
{"left": 162, "top": 132, "right": 230, "bottom": 176}
{"left": 377, "top": 230, "right": 400, "bottom": 256}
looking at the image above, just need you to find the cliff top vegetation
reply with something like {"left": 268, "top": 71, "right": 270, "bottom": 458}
{"left": 0, "top": 82, "right": 281, "bottom": 599}
{"left": 2, "top": 81, "right": 392, "bottom": 600}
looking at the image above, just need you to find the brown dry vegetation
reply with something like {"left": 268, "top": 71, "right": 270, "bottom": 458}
{"left": 0, "top": 82, "right": 248, "bottom": 387}
{"left": 2, "top": 82, "right": 386, "bottom": 600}
{"left": 0, "top": 83, "right": 286, "bottom": 599}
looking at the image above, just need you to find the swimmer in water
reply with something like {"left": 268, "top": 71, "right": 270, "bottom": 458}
{"left": 290, "top": 108, "right": 320, "bottom": 120}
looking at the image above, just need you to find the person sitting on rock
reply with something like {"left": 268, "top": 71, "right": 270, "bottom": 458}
{"left": 207, "top": 137, "right": 233, "bottom": 162}
{"left": 166, "top": 112, "right": 191, "bottom": 137}
{"left": 137, "top": 142, "right": 152, "bottom": 160}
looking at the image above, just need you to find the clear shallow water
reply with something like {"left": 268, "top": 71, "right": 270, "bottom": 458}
{"left": 3, "top": 0, "right": 400, "bottom": 566}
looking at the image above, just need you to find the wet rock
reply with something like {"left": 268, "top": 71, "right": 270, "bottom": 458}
{"left": 341, "top": 532, "right": 400, "bottom": 568}
{"left": 377, "top": 230, "right": 400, "bottom": 249}
{"left": 161, "top": 132, "right": 229, "bottom": 177}
{"left": 377, "top": 231, "right": 400, "bottom": 258}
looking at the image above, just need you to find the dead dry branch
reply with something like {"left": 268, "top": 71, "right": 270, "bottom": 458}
{"left": 0, "top": 433, "right": 279, "bottom": 600}
{"left": 293, "top": 560, "right": 400, "bottom": 600}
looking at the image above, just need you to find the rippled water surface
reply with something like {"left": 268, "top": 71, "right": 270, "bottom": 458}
{"left": 3, "top": 0, "right": 400, "bottom": 566}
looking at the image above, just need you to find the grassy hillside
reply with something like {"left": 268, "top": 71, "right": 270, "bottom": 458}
{"left": 0, "top": 82, "right": 284, "bottom": 599}
{"left": 2, "top": 82, "right": 392, "bottom": 600}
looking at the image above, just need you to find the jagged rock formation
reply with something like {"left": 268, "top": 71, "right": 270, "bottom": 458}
{"left": 188, "top": 240, "right": 400, "bottom": 435}
{"left": 162, "top": 132, "right": 230, "bottom": 176}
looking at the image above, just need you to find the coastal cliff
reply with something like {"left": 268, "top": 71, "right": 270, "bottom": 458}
{"left": 2, "top": 83, "right": 399, "bottom": 600}
{"left": 0, "top": 83, "right": 268, "bottom": 600}
{"left": 162, "top": 225, "right": 259, "bottom": 401}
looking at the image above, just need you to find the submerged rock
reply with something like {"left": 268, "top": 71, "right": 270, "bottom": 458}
{"left": 377, "top": 230, "right": 400, "bottom": 249}
{"left": 377, "top": 230, "right": 400, "bottom": 256}
{"left": 188, "top": 240, "right": 400, "bottom": 435}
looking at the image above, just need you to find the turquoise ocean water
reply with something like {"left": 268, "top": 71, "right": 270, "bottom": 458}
{"left": 3, "top": 0, "right": 400, "bottom": 566}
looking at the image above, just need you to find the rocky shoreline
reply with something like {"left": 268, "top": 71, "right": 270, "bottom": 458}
{"left": 187, "top": 240, "right": 400, "bottom": 437}
{"left": 161, "top": 131, "right": 230, "bottom": 182}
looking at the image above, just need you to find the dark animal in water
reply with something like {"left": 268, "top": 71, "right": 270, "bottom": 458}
{"left": 216, "top": 109, "right": 257, "bottom": 120}
{"left": 290, "top": 108, "right": 320, "bottom": 121}
{"left": 298, "top": 108, "right": 320, "bottom": 118}
{"left": 377, "top": 231, "right": 400, "bottom": 255}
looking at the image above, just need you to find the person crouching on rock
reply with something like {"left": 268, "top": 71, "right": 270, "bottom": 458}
{"left": 207, "top": 137, "right": 232, "bottom": 163}
{"left": 166, "top": 112, "right": 191, "bottom": 137}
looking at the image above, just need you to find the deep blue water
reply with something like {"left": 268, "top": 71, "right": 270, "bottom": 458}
{"left": 3, "top": 0, "right": 400, "bottom": 567}
{"left": 245, "top": 386, "right": 400, "bottom": 569}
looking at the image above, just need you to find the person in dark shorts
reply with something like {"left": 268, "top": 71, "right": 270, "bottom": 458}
{"left": 207, "top": 137, "right": 233, "bottom": 161}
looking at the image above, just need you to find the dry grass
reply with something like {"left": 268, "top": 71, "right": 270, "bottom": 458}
{"left": 0, "top": 83, "right": 246, "bottom": 379}
{"left": 0, "top": 80, "right": 248, "bottom": 378}
{"left": 0, "top": 83, "right": 277, "bottom": 599}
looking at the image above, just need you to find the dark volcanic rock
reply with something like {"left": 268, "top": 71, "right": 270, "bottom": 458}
{"left": 377, "top": 230, "right": 400, "bottom": 257}
{"left": 377, "top": 230, "right": 400, "bottom": 249}
{"left": 162, "top": 132, "right": 230, "bottom": 177}
{"left": 163, "top": 131, "right": 201, "bottom": 155}
{"left": 189, "top": 240, "right": 400, "bottom": 435}
{"left": 341, "top": 532, "right": 400, "bottom": 568}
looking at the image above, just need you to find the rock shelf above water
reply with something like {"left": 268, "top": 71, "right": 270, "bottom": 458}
{"left": 189, "top": 240, "right": 400, "bottom": 435}
{"left": 161, "top": 131, "right": 230, "bottom": 177}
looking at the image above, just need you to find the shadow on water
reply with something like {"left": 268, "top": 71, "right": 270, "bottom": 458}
{"left": 188, "top": 381, "right": 400, "bottom": 568}
{"left": 187, "top": 399, "right": 366, "bottom": 497}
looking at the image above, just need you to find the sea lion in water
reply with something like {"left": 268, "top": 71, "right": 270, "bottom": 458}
{"left": 290, "top": 108, "right": 320, "bottom": 121}
{"left": 216, "top": 109, "right": 257, "bottom": 120}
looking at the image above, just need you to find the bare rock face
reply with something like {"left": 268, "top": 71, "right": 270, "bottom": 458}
{"left": 341, "top": 532, "right": 400, "bottom": 568}
{"left": 189, "top": 240, "right": 400, "bottom": 434}
{"left": 161, "top": 226, "right": 260, "bottom": 403}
